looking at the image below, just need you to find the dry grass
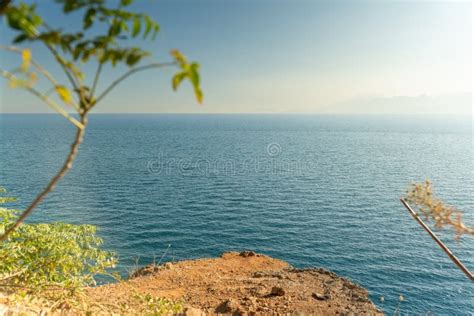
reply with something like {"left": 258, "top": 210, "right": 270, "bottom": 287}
{"left": 405, "top": 180, "right": 473, "bottom": 239}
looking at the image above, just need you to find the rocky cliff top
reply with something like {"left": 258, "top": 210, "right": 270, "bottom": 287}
{"left": 88, "top": 251, "right": 382, "bottom": 315}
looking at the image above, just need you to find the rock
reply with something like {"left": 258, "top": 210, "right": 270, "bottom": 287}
{"left": 215, "top": 299, "right": 241, "bottom": 313}
{"left": 270, "top": 286, "right": 285, "bottom": 296}
{"left": 351, "top": 294, "right": 369, "bottom": 303}
{"left": 243, "top": 296, "right": 257, "bottom": 307}
{"left": 129, "top": 265, "right": 161, "bottom": 278}
{"left": 185, "top": 307, "right": 206, "bottom": 316}
{"left": 252, "top": 271, "right": 284, "bottom": 279}
{"left": 239, "top": 251, "right": 256, "bottom": 257}
{"left": 343, "top": 280, "right": 360, "bottom": 290}
{"left": 312, "top": 292, "right": 330, "bottom": 301}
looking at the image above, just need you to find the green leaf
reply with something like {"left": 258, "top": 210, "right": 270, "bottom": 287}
{"left": 151, "top": 23, "right": 160, "bottom": 40}
{"left": 5, "top": 3, "right": 43, "bottom": 35}
{"left": 83, "top": 8, "right": 96, "bottom": 29}
{"left": 13, "top": 34, "right": 29, "bottom": 43}
{"left": 121, "top": 0, "right": 133, "bottom": 6}
{"left": 132, "top": 18, "right": 141, "bottom": 37}
{"left": 126, "top": 52, "right": 141, "bottom": 66}
{"left": 172, "top": 71, "right": 187, "bottom": 91}
{"left": 143, "top": 16, "right": 152, "bottom": 39}
{"left": 194, "top": 87, "right": 203, "bottom": 104}
{"left": 170, "top": 49, "right": 187, "bottom": 67}
{"left": 188, "top": 63, "right": 200, "bottom": 87}
{"left": 120, "top": 20, "right": 129, "bottom": 32}
{"left": 188, "top": 63, "right": 203, "bottom": 103}
{"left": 0, "top": 199, "right": 117, "bottom": 292}
{"left": 109, "top": 21, "right": 121, "bottom": 36}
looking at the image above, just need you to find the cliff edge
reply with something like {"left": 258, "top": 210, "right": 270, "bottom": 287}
{"left": 87, "top": 251, "right": 382, "bottom": 315}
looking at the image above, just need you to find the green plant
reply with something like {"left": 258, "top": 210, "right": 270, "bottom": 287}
{"left": 0, "top": 0, "right": 202, "bottom": 241}
{"left": 0, "top": 189, "right": 117, "bottom": 293}
{"left": 130, "top": 292, "right": 183, "bottom": 315}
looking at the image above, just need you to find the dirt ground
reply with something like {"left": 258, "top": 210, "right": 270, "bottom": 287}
{"left": 86, "top": 251, "right": 383, "bottom": 315}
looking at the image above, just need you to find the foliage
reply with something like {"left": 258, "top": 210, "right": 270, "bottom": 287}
{"left": 0, "top": 289, "right": 184, "bottom": 315}
{"left": 1, "top": 0, "right": 202, "bottom": 119}
{"left": 125, "top": 292, "right": 183, "bottom": 315}
{"left": 405, "top": 180, "right": 473, "bottom": 239}
{"left": 0, "top": 189, "right": 117, "bottom": 293}
{"left": 0, "top": 0, "right": 203, "bottom": 241}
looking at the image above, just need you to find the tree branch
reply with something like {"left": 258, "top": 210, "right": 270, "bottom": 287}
{"left": 45, "top": 44, "right": 78, "bottom": 91}
{"left": 0, "top": 45, "right": 81, "bottom": 111}
{"left": 44, "top": 43, "right": 89, "bottom": 112}
{"left": 0, "top": 70, "right": 84, "bottom": 129}
{"left": 400, "top": 198, "right": 474, "bottom": 281}
{"left": 5, "top": 19, "right": 86, "bottom": 112}
{"left": 1, "top": 46, "right": 56, "bottom": 85}
{"left": 94, "top": 62, "right": 176, "bottom": 106}
{"left": 0, "top": 114, "right": 88, "bottom": 242}
{"left": 90, "top": 62, "right": 103, "bottom": 99}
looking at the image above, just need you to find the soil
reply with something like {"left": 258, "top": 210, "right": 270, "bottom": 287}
{"left": 86, "top": 251, "right": 383, "bottom": 315}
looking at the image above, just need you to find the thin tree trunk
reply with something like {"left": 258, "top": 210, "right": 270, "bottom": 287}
{"left": 0, "top": 114, "right": 88, "bottom": 242}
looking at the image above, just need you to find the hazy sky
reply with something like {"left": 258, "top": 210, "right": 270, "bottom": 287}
{"left": 0, "top": 0, "right": 472, "bottom": 114}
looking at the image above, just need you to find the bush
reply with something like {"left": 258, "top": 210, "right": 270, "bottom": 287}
{"left": 0, "top": 188, "right": 117, "bottom": 293}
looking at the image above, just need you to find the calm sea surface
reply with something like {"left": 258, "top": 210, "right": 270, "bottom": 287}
{"left": 1, "top": 114, "right": 473, "bottom": 314}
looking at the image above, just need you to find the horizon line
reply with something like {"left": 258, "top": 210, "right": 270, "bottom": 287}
{"left": 0, "top": 112, "right": 471, "bottom": 116}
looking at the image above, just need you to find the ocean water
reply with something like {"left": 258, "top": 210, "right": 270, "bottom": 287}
{"left": 0, "top": 114, "right": 473, "bottom": 314}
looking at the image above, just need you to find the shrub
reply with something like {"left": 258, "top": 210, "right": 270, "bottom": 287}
{"left": 0, "top": 189, "right": 117, "bottom": 293}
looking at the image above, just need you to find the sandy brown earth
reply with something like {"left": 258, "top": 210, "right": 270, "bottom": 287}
{"left": 0, "top": 251, "right": 383, "bottom": 315}
{"left": 86, "top": 251, "right": 383, "bottom": 315}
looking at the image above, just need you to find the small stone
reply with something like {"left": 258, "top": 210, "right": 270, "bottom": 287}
{"left": 252, "top": 271, "right": 283, "bottom": 279}
{"left": 215, "top": 299, "right": 241, "bottom": 313}
{"left": 270, "top": 286, "right": 285, "bottom": 296}
{"left": 352, "top": 295, "right": 369, "bottom": 303}
{"left": 253, "top": 271, "right": 265, "bottom": 278}
{"left": 129, "top": 264, "right": 160, "bottom": 278}
{"left": 239, "top": 251, "right": 256, "bottom": 257}
{"left": 244, "top": 297, "right": 257, "bottom": 306}
{"left": 312, "top": 292, "right": 330, "bottom": 301}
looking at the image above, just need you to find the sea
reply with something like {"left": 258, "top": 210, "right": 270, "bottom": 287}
{"left": 0, "top": 114, "right": 473, "bottom": 314}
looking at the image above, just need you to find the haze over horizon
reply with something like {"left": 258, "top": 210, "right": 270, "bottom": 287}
{"left": 0, "top": 0, "right": 472, "bottom": 114}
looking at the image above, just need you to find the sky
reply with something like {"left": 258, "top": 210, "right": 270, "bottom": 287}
{"left": 0, "top": 0, "right": 472, "bottom": 114}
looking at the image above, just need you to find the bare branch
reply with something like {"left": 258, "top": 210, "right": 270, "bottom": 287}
{"left": 94, "top": 62, "right": 176, "bottom": 106}
{"left": 401, "top": 199, "right": 474, "bottom": 281}
{"left": 0, "top": 45, "right": 81, "bottom": 111}
{"left": 26, "top": 23, "right": 81, "bottom": 100}
{"left": 43, "top": 43, "right": 90, "bottom": 112}
{"left": 21, "top": 22, "right": 87, "bottom": 112}
{"left": 90, "top": 62, "right": 103, "bottom": 99}
{"left": 0, "top": 70, "right": 84, "bottom": 129}
{"left": 45, "top": 44, "right": 79, "bottom": 91}
{"left": 1, "top": 46, "right": 57, "bottom": 85}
